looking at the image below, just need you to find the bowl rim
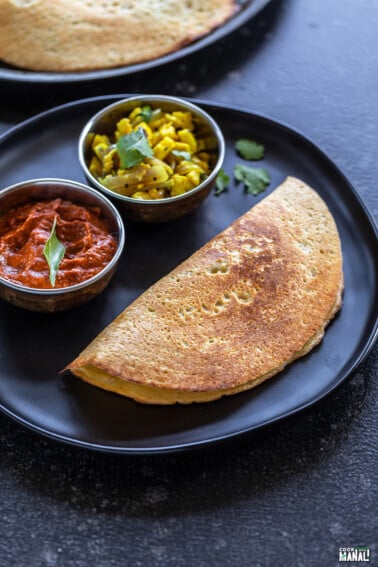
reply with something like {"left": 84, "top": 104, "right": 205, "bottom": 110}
{"left": 0, "top": 177, "right": 125, "bottom": 295}
{"left": 78, "top": 94, "right": 226, "bottom": 205}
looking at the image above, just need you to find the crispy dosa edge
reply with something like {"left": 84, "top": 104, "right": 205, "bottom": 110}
{"left": 67, "top": 177, "right": 344, "bottom": 404}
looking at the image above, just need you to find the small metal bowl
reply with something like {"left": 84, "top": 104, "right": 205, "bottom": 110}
{"left": 78, "top": 95, "right": 225, "bottom": 223}
{"left": 0, "top": 178, "right": 125, "bottom": 313}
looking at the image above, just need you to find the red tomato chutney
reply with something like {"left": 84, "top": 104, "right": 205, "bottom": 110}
{"left": 0, "top": 198, "right": 118, "bottom": 289}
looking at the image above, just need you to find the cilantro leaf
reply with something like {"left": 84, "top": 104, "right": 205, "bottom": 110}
{"left": 43, "top": 216, "right": 66, "bottom": 287}
{"left": 235, "top": 138, "right": 265, "bottom": 160}
{"left": 137, "top": 105, "right": 153, "bottom": 123}
{"left": 215, "top": 169, "right": 230, "bottom": 196}
{"left": 116, "top": 128, "right": 153, "bottom": 168}
{"left": 234, "top": 165, "right": 270, "bottom": 195}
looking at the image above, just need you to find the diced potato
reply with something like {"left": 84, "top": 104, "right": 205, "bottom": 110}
{"left": 171, "top": 174, "right": 192, "bottom": 195}
{"left": 159, "top": 123, "right": 177, "bottom": 140}
{"left": 187, "top": 170, "right": 201, "bottom": 187}
{"left": 116, "top": 118, "right": 132, "bottom": 136}
{"left": 103, "top": 147, "right": 118, "bottom": 174}
{"left": 89, "top": 156, "right": 102, "bottom": 177}
{"left": 192, "top": 154, "right": 210, "bottom": 172}
{"left": 178, "top": 129, "right": 197, "bottom": 152}
{"left": 175, "top": 160, "right": 203, "bottom": 176}
{"left": 92, "top": 134, "right": 110, "bottom": 147}
{"left": 153, "top": 136, "right": 176, "bottom": 160}
{"left": 88, "top": 104, "right": 214, "bottom": 201}
{"left": 150, "top": 131, "right": 163, "bottom": 146}
{"left": 93, "top": 142, "right": 109, "bottom": 160}
{"left": 128, "top": 106, "right": 142, "bottom": 121}
{"left": 149, "top": 115, "right": 165, "bottom": 130}
{"left": 170, "top": 111, "right": 193, "bottom": 130}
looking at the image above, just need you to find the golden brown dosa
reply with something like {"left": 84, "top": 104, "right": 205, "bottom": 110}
{"left": 0, "top": 0, "right": 238, "bottom": 72}
{"left": 67, "top": 177, "right": 344, "bottom": 404}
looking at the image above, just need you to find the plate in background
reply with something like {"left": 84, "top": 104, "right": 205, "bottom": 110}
{"left": 0, "top": 0, "right": 272, "bottom": 86}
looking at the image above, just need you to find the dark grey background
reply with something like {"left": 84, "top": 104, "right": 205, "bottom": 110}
{"left": 0, "top": 1, "right": 377, "bottom": 565}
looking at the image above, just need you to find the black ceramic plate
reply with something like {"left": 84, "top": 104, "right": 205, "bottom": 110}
{"left": 0, "top": 0, "right": 271, "bottom": 86}
{"left": 0, "top": 95, "right": 377, "bottom": 454}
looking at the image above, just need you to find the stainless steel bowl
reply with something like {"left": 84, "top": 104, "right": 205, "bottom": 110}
{"left": 78, "top": 95, "right": 225, "bottom": 223}
{"left": 0, "top": 178, "right": 125, "bottom": 312}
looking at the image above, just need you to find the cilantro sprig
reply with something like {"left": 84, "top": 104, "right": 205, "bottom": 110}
{"left": 215, "top": 169, "right": 230, "bottom": 196}
{"left": 235, "top": 138, "right": 265, "bottom": 160}
{"left": 215, "top": 137, "right": 270, "bottom": 197}
{"left": 136, "top": 105, "right": 153, "bottom": 123}
{"left": 116, "top": 127, "right": 153, "bottom": 168}
{"left": 234, "top": 165, "right": 270, "bottom": 195}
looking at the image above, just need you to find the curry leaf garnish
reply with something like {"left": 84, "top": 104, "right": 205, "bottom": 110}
{"left": 234, "top": 165, "right": 270, "bottom": 195}
{"left": 235, "top": 138, "right": 265, "bottom": 161}
{"left": 43, "top": 216, "right": 66, "bottom": 287}
{"left": 215, "top": 169, "right": 230, "bottom": 196}
{"left": 116, "top": 127, "right": 153, "bottom": 168}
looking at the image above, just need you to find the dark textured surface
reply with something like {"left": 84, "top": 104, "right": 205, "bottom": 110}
{"left": 0, "top": 1, "right": 377, "bottom": 566}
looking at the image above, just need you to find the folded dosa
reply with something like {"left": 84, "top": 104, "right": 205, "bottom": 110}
{"left": 0, "top": 0, "right": 237, "bottom": 72}
{"left": 67, "top": 177, "right": 343, "bottom": 404}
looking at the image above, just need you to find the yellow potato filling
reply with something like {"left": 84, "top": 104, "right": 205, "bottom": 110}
{"left": 88, "top": 106, "right": 215, "bottom": 200}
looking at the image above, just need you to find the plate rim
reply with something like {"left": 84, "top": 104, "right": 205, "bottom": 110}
{"left": 0, "top": 0, "right": 272, "bottom": 85}
{"left": 0, "top": 95, "right": 377, "bottom": 455}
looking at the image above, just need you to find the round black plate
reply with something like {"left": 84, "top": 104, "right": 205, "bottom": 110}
{"left": 0, "top": 95, "right": 377, "bottom": 454}
{"left": 0, "top": 0, "right": 271, "bottom": 86}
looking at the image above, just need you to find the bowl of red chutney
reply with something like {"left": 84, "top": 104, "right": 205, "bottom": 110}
{"left": 0, "top": 178, "right": 125, "bottom": 312}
